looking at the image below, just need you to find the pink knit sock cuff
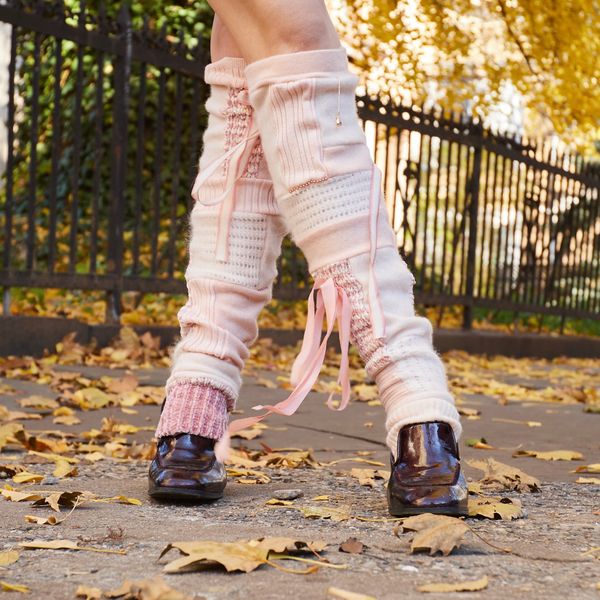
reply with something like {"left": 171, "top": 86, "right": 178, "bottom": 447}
{"left": 155, "top": 382, "right": 231, "bottom": 440}
{"left": 205, "top": 57, "right": 247, "bottom": 88}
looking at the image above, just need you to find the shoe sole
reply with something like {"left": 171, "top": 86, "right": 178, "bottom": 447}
{"left": 148, "top": 484, "right": 224, "bottom": 503}
{"left": 388, "top": 489, "right": 469, "bottom": 518}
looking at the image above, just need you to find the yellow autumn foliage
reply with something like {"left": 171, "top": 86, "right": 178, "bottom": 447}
{"left": 329, "top": 0, "right": 600, "bottom": 150}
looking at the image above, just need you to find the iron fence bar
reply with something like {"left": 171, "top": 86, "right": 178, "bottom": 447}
{"left": 105, "top": 4, "right": 131, "bottom": 322}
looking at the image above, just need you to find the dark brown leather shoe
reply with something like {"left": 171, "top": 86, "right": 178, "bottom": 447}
{"left": 148, "top": 433, "right": 227, "bottom": 502}
{"left": 387, "top": 422, "right": 468, "bottom": 517}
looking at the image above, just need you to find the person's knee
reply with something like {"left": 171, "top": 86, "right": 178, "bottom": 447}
{"left": 267, "top": 15, "right": 340, "bottom": 55}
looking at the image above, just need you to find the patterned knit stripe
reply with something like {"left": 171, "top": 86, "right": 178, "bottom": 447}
{"left": 270, "top": 78, "right": 327, "bottom": 192}
{"left": 314, "top": 259, "right": 392, "bottom": 377}
{"left": 155, "top": 381, "right": 230, "bottom": 440}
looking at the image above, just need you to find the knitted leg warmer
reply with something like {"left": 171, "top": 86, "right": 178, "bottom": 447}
{"left": 156, "top": 57, "right": 287, "bottom": 440}
{"left": 245, "top": 48, "right": 461, "bottom": 457}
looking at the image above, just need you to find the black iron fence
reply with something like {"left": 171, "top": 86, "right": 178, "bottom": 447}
{"left": 1, "top": 1, "right": 599, "bottom": 328}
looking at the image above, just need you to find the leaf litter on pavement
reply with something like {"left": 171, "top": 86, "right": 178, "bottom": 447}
{"left": 1, "top": 327, "right": 598, "bottom": 595}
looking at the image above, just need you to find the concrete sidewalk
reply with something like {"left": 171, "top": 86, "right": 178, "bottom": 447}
{"left": 0, "top": 360, "right": 599, "bottom": 599}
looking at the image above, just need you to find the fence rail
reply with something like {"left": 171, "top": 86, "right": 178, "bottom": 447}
{"left": 1, "top": 0, "right": 599, "bottom": 328}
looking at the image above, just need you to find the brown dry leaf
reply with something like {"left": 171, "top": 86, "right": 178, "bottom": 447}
{"left": 417, "top": 575, "right": 489, "bottom": 593}
{"left": 20, "top": 539, "right": 79, "bottom": 550}
{"left": 24, "top": 514, "right": 59, "bottom": 525}
{"left": 574, "top": 464, "right": 600, "bottom": 474}
{"left": 20, "top": 539, "right": 126, "bottom": 555}
{"left": 576, "top": 477, "right": 600, "bottom": 484}
{"left": 466, "top": 458, "right": 540, "bottom": 493}
{"left": 0, "top": 406, "right": 42, "bottom": 422}
{"left": 262, "top": 450, "right": 320, "bottom": 469}
{"left": 12, "top": 471, "right": 44, "bottom": 484}
{"left": 104, "top": 576, "right": 192, "bottom": 600}
{"left": 299, "top": 505, "right": 351, "bottom": 522}
{"left": 513, "top": 449, "right": 583, "bottom": 461}
{"left": 468, "top": 496, "right": 523, "bottom": 520}
{"left": 104, "top": 374, "right": 139, "bottom": 394}
{"left": 161, "top": 540, "right": 269, "bottom": 573}
{"left": 75, "top": 585, "right": 103, "bottom": 600}
{"left": 231, "top": 428, "right": 262, "bottom": 441}
{"left": 0, "top": 423, "right": 24, "bottom": 450}
{"left": 161, "top": 537, "right": 327, "bottom": 575}
{"left": 104, "top": 495, "right": 143, "bottom": 506}
{"left": 328, "top": 587, "right": 376, "bottom": 600}
{"left": 349, "top": 468, "right": 389, "bottom": 488}
{"left": 352, "top": 383, "right": 379, "bottom": 402}
{"left": 0, "top": 580, "right": 30, "bottom": 593}
{"left": 32, "top": 490, "right": 97, "bottom": 512}
{"left": 1, "top": 488, "right": 44, "bottom": 503}
{"left": 399, "top": 514, "right": 469, "bottom": 556}
{"left": 18, "top": 395, "right": 59, "bottom": 410}
{"left": 0, "top": 464, "right": 26, "bottom": 477}
{"left": 458, "top": 407, "right": 481, "bottom": 419}
{"left": 226, "top": 467, "right": 270, "bottom": 484}
{"left": 339, "top": 537, "right": 365, "bottom": 554}
{"left": 0, "top": 550, "right": 19, "bottom": 566}
{"left": 53, "top": 459, "right": 78, "bottom": 478}
{"left": 53, "top": 414, "right": 81, "bottom": 426}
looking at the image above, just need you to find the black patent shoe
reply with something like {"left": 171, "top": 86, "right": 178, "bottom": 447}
{"left": 148, "top": 433, "right": 227, "bottom": 502}
{"left": 387, "top": 422, "right": 468, "bottom": 517}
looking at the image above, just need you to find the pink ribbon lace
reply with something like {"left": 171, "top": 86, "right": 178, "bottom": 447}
{"left": 190, "top": 109, "right": 388, "bottom": 461}
{"left": 191, "top": 116, "right": 260, "bottom": 263}
{"left": 215, "top": 277, "right": 352, "bottom": 460}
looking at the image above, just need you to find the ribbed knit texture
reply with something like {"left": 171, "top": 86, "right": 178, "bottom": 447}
{"left": 156, "top": 382, "right": 230, "bottom": 440}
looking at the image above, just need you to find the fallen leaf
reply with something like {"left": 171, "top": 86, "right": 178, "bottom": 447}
{"left": 352, "top": 383, "right": 379, "bottom": 402}
{"left": 24, "top": 515, "right": 59, "bottom": 525}
{"left": 468, "top": 496, "right": 523, "bottom": 520}
{"left": 299, "top": 505, "right": 351, "bottom": 522}
{"left": 574, "top": 464, "right": 600, "bottom": 474}
{"left": 459, "top": 407, "right": 481, "bottom": 419}
{"left": 226, "top": 467, "right": 270, "bottom": 484}
{"left": 12, "top": 471, "right": 44, "bottom": 484}
{"left": 467, "top": 458, "right": 540, "bottom": 492}
{"left": 339, "top": 538, "right": 365, "bottom": 554}
{"left": 161, "top": 537, "right": 329, "bottom": 575}
{"left": 398, "top": 514, "right": 469, "bottom": 556}
{"left": 53, "top": 460, "right": 78, "bottom": 478}
{"left": 417, "top": 575, "right": 489, "bottom": 593}
{"left": 513, "top": 449, "right": 583, "bottom": 461}
{"left": 328, "top": 587, "right": 376, "bottom": 600}
{"left": 0, "top": 550, "right": 19, "bottom": 566}
{"left": 18, "top": 395, "right": 59, "bottom": 410}
{"left": 576, "top": 477, "right": 600, "bottom": 485}
{"left": 103, "top": 576, "right": 191, "bottom": 600}
{"left": 53, "top": 415, "right": 81, "bottom": 426}
{"left": 75, "top": 585, "right": 102, "bottom": 600}
{"left": 0, "top": 464, "right": 26, "bottom": 477}
{"left": 0, "top": 580, "right": 30, "bottom": 593}
{"left": 349, "top": 468, "right": 389, "bottom": 488}
{"left": 265, "top": 498, "right": 294, "bottom": 506}
{"left": 20, "top": 539, "right": 79, "bottom": 550}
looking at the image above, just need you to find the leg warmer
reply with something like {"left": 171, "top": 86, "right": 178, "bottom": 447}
{"left": 156, "top": 57, "right": 287, "bottom": 440}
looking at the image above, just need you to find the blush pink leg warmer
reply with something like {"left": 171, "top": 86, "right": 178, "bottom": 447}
{"left": 245, "top": 49, "right": 461, "bottom": 457}
{"left": 156, "top": 57, "right": 287, "bottom": 440}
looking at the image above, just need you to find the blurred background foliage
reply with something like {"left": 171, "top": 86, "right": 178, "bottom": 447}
{"left": 331, "top": 0, "right": 600, "bottom": 153}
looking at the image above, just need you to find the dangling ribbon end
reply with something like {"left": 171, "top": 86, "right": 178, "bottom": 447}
{"left": 214, "top": 428, "right": 231, "bottom": 463}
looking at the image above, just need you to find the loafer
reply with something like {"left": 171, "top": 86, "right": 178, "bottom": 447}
{"left": 387, "top": 421, "right": 468, "bottom": 517}
{"left": 148, "top": 433, "right": 227, "bottom": 502}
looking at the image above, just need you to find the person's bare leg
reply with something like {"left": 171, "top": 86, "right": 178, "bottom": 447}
{"left": 210, "top": 14, "right": 243, "bottom": 62}
{"left": 208, "top": 0, "right": 340, "bottom": 63}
